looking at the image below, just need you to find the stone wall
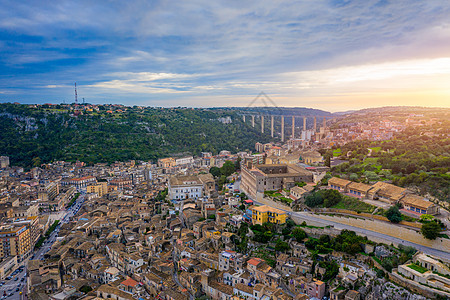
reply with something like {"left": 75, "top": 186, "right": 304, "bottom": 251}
{"left": 389, "top": 271, "right": 450, "bottom": 299}
{"left": 300, "top": 226, "right": 341, "bottom": 238}
{"left": 322, "top": 209, "right": 422, "bottom": 229}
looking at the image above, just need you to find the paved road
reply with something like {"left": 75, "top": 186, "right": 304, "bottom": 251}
{"left": 0, "top": 194, "right": 85, "bottom": 300}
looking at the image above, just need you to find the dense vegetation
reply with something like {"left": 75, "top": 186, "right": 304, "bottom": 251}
{"left": 326, "top": 123, "right": 450, "bottom": 202}
{"left": 305, "top": 229, "right": 370, "bottom": 256}
{"left": 0, "top": 103, "right": 278, "bottom": 167}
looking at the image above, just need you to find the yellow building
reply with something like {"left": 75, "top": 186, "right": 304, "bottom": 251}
{"left": 86, "top": 182, "right": 108, "bottom": 197}
{"left": 157, "top": 157, "right": 176, "bottom": 168}
{"left": 0, "top": 225, "right": 31, "bottom": 261}
{"left": 204, "top": 230, "right": 221, "bottom": 239}
{"left": 251, "top": 205, "right": 287, "bottom": 225}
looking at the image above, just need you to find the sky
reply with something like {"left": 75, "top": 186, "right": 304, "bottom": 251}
{"left": 0, "top": 0, "right": 450, "bottom": 112}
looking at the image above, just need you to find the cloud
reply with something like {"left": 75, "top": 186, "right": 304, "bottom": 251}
{"left": 85, "top": 72, "right": 197, "bottom": 94}
{"left": 0, "top": 1, "right": 450, "bottom": 109}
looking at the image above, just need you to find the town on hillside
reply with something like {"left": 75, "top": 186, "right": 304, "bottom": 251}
{"left": 0, "top": 108, "right": 449, "bottom": 300}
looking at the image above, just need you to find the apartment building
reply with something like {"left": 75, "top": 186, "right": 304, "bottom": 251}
{"left": 86, "top": 182, "right": 108, "bottom": 197}
{"left": 0, "top": 224, "right": 31, "bottom": 261}
{"left": 37, "top": 182, "right": 60, "bottom": 201}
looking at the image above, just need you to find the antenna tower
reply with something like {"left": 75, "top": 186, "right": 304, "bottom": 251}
{"left": 74, "top": 82, "right": 78, "bottom": 105}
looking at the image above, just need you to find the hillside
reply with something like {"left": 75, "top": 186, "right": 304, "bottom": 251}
{"left": 0, "top": 103, "right": 332, "bottom": 168}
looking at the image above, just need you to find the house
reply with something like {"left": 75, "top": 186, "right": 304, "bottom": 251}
{"left": 219, "top": 250, "right": 237, "bottom": 271}
{"left": 103, "top": 266, "right": 120, "bottom": 283}
{"left": 345, "top": 290, "right": 361, "bottom": 300}
{"left": 347, "top": 182, "right": 373, "bottom": 198}
{"left": 96, "top": 284, "right": 134, "bottom": 300}
{"left": 397, "top": 253, "right": 450, "bottom": 293}
{"left": 119, "top": 277, "right": 140, "bottom": 295}
{"left": 328, "top": 177, "right": 351, "bottom": 193}
{"left": 368, "top": 181, "right": 407, "bottom": 203}
{"left": 290, "top": 186, "right": 309, "bottom": 200}
{"left": 291, "top": 242, "right": 308, "bottom": 258}
{"left": 246, "top": 257, "right": 264, "bottom": 276}
{"left": 251, "top": 205, "right": 287, "bottom": 225}
{"left": 201, "top": 269, "right": 234, "bottom": 300}
{"left": 330, "top": 287, "right": 346, "bottom": 300}
{"left": 233, "top": 283, "right": 255, "bottom": 299}
{"left": 299, "top": 150, "right": 323, "bottom": 165}
{"left": 399, "top": 194, "right": 439, "bottom": 215}
{"left": 307, "top": 278, "right": 325, "bottom": 299}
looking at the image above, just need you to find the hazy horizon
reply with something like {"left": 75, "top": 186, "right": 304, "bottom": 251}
{"left": 1, "top": 1, "right": 450, "bottom": 111}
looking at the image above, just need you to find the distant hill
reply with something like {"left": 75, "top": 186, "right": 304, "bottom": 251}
{"left": 218, "top": 107, "right": 333, "bottom": 116}
{"left": 334, "top": 106, "right": 450, "bottom": 125}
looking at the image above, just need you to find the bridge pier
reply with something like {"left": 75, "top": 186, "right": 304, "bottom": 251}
{"left": 261, "top": 115, "right": 264, "bottom": 133}
{"left": 292, "top": 116, "right": 295, "bottom": 139}
{"left": 271, "top": 116, "right": 274, "bottom": 138}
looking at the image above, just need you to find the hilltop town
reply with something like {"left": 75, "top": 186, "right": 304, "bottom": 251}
{"left": 0, "top": 106, "right": 449, "bottom": 300}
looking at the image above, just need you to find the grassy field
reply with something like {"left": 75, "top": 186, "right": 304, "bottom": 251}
{"left": 332, "top": 196, "right": 377, "bottom": 213}
{"left": 408, "top": 263, "right": 428, "bottom": 274}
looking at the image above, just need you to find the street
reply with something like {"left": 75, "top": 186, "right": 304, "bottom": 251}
{"left": 0, "top": 193, "right": 85, "bottom": 300}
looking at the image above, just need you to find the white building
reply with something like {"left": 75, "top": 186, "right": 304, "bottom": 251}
{"left": 175, "top": 156, "right": 194, "bottom": 166}
{"left": 219, "top": 250, "right": 237, "bottom": 271}
{"left": 168, "top": 174, "right": 215, "bottom": 200}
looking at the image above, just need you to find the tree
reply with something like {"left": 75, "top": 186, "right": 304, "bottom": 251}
{"left": 364, "top": 171, "right": 379, "bottom": 182}
{"left": 79, "top": 286, "right": 92, "bottom": 294}
{"left": 349, "top": 173, "right": 359, "bottom": 181}
{"left": 237, "top": 223, "right": 249, "bottom": 238}
{"left": 305, "top": 192, "right": 324, "bottom": 207}
{"left": 318, "top": 261, "right": 339, "bottom": 281}
{"left": 275, "top": 239, "right": 290, "bottom": 252}
{"left": 31, "top": 156, "right": 41, "bottom": 167}
{"left": 385, "top": 205, "right": 402, "bottom": 223}
{"left": 322, "top": 189, "right": 342, "bottom": 207}
{"left": 292, "top": 227, "right": 307, "bottom": 242}
{"left": 421, "top": 220, "right": 441, "bottom": 240}
{"left": 221, "top": 160, "right": 236, "bottom": 177}
{"left": 420, "top": 214, "right": 434, "bottom": 222}
{"left": 209, "top": 167, "right": 221, "bottom": 177}
{"left": 234, "top": 157, "right": 241, "bottom": 171}
{"left": 282, "top": 226, "right": 291, "bottom": 236}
